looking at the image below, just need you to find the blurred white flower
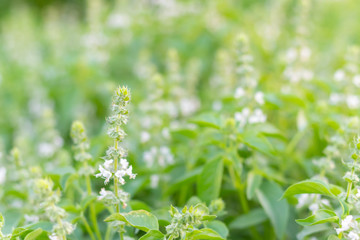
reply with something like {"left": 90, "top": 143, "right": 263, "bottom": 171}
{"left": 254, "top": 91, "right": 265, "bottom": 105}
{"left": 336, "top": 215, "right": 356, "bottom": 234}
{"left": 334, "top": 69, "right": 346, "bottom": 82}
{"left": 286, "top": 48, "right": 297, "bottom": 62}
{"left": 141, "top": 131, "right": 151, "bottom": 143}
{"left": 329, "top": 93, "right": 342, "bottom": 105}
{"left": 234, "top": 87, "right": 245, "bottom": 99}
{"left": 96, "top": 165, "right": 112, "bottom": 184}
{"left": 107, "top": 13, "right": 130, "bottom": 29}
{"left": 353, "top": 75, "right": 360, "bottom": 87}
{"left": 346, "top": 95, "right": 360, "bottom": 109}
{"left": 150, "top": 174, "right": 160, "bottom": 188}
{"left": 212, "top": 101, "right": 222, "bottom": 111}
{"left": 180, "top": 98, "right": 200, "bottom": 117}
{"left": 38, "top": 142, "right": 55, "bottom": 158}
{"left": 300, "top": 46, "right": 312, "bottom": 62}
{"left": 0, "top": 167, "right": 6, "bottom": 184}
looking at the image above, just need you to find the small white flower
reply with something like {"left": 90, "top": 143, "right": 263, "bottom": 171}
{"left": 38, "top": 142, "right": 55, "bottom": 158}
{"left": 329, "top": 93, "right": 342, "bottom": 105}
{"left": 96, "top": 165, "right": 112, "bottom": 184}
{"left": 104, "top": 159, "right": 113, "bottom": 169}
{"left": 0, "top": 167, "right": 6, "bottom": 184}
{"left": 334, "top": 70, "right": 346, "bottom": 82}
{"left": 234, "top": 87, "right": 245, "bottom": 99}
{"left": 150, "top": 174, "right": 160, "bottom": 188}
{"left": 254, "top": 91, "right": 265, "bottom": 105}
{"left": 162, "top": 128, "right": 170, "bottom": 139}
{"left": 336, "top": 215, "right": 355, "bottom": 234}
{"left": 107, "top": 13, "right": 130, "bottom": 29}
{"left": 300, "top": 46, "right": 312, "bottom": 62}
{"left": 356, "top": 188, "right": 360, "bottom": 199}
{"left": 286, "top": 48, "right": 297, "bottom": 62}
{"left": 353, "top": 75, "right": 360, "bottom": 87}
{"left": 347, "top": 95, "right": 360, "bottom": 109}
{"left": 141, "top": 131, "right": 151, "bottom": 143}
{"left": 49, "top": 234, "right": 60, "bottom": 240}
{"left": 212, "top": 101, "right": 222, "bottom": 111}
{"left": 309, "top": 203, "right": 319, "bottom": 213}
{"left": 348, "top": 231, "right": 360, "bottom": 240}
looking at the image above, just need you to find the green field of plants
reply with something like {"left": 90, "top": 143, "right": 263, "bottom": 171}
{"left": 1, "top": 0, "right": 360, "bottom": 239}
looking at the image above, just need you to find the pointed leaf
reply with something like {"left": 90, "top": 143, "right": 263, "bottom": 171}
{"left": 105, "top": 210, "right": 159, "bottom": 232}
{"left": 296, "top": 209, "right": 339, "bottom": 226}
{"left": 198, "top": 158, "right": 224, "bottom": 204}
{"left": 256, "top": 180, "right": 289, "bottom": 239}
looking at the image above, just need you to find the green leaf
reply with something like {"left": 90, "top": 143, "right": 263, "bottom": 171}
{"left": 190, "top": 113, "right": 221, "bottom": 129}
{"left": 338, "top": 198, "right": 350, "bottom": 216}
{"left": 24, "top": 228, "right": 43, "bottom": 240}
{"left": 246, "top": 171, "right": 263, "bottom": 200}
{"left": 282, "top": 180, "right": 336, "bottom": 199}
{"left": 139, "top": 230, "right": 165, "bottom": 240}
{"left": 296, "top": 224, "right": 329, "bottom": 240}
{"left": 167, "top": 167, "right": 202, "bottom": 194}
{"left": 240, "top": 132, "right": 276, "bottom": 157}
{"left": 105, "top": 210, "right": 159, "bottom": 232}
{"left": 80, "top": 195, "right": 97, "bottom": 210}
{"left": 328, "top": 235, "right": 341, "bottom": 240}
{"left": 296, "top": 209, "right": 339, "bottom": 226}
{"left": 186, "top": 228, "right": 225, "bottom": 240}
{"left": 229, "top": 208, "right": 268, "bottom": 230}
{"left": 205, "top": 220, "right": 229, "bottom": 239}
{"left": 198, "top": 157, "right": 224, "bottom": 204}
{"left": 256, "top": 180, "right": 289, "bottom": 239}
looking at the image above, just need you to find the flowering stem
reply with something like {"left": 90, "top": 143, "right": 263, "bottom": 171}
{"left": 345, "top": 168, "right": 355, "bottom": 201}
{"left": 85, "top": 172, "right": 102, "bottom": 240}
{"left": 114, "top": 140, "right": 120, "bottom": 213}
{"left": 81, "top": 215, "right": 96, "bottom": 240}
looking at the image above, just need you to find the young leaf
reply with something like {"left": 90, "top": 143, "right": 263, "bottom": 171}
{"left": 296, "top": 209, "right": 339, "bottom": 226}
{"left": 185, "top": 228, "right": 225, "bottom": 240}
{"left": 105, "top": 210, "right": 159, "bottom": 232}
{"left": 24, "top": 228, "right": 43, "bottom": 240}
{"left": 198, "top": 157, "right": 224, "bottom": 204}
{"left": 229, "top": 208, "right": 268, "bottom": 230}
{"left": 282, "top": 179, "right": 336, "bottom": 199}
{"left": 256, "top": 180, "right": 289, "bottom": 239}
{"left": 205, "top": 220, "right": 229, "bottom": 239}
{"left": 139, "top": 230, "right": 165, "bottom": 240}
{"left": 246, "top": 171, "right": 263, "bottom": 200}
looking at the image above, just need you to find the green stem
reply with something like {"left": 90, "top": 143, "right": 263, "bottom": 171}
{"left": 105, "top": 224, "right": 112, "bottom": 240}
{"left": 82, "top": 216, "right": 96, "bottom": 240}
{"left": 345, "top": 168, "right": 355, "bottom": 201}
{"left": 114, "top": 140, "right": 120, "bottom": 213}
{"left": 84, "top": 161, "right": 102, "bottom": 240}
{"left": 228, "top": 166, "right": 249, "bottom": 213}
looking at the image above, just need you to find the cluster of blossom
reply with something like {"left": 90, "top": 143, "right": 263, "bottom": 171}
{"left": 296, "top": 194, "right": 330, "bottom": 214}
{"left": 36, "top": 108, "right": 64, "bottom": 159}
{"left": 235, "top": 108, "right": 267, "bottom": 127}
{"left": 331, "top": 136, "right": 360, "bottom": 238}
{"left": 282, "top": 0, "right": 314, "bottom": 87}
{"left": 232, "top": 34, "right": 267, "bottom": 127}
{"left": 96, "top": 87, "right": 136, "bottom": 208}
{"left": 210, "top": 49, "right": 234, "bottom": 102}
{"left": 166, "top": 204, "right": 215, "bottom": 239}
{"left": 336, "top": 215, "right": 360, "bottom": 240}
{"left": 283, "top": 45, "right": 313, "bottom": 83}
{"left": 329, "top": 46, "right": 360, "bottom": 109}
{"left": 70, "top": 121, "right": 92, "bottom": 162}
{"left": 143, "top": 146, "right": 174, "bottom": 168}
{"left": 34, "top": 178, "right": 75, "bottom": 239}
{"left": 98, "top": 188, "right": 129, "bottom": 208}
{"left": 148, "top": 0, "right": 200, "bottom": 20}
